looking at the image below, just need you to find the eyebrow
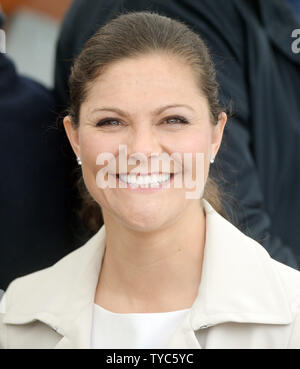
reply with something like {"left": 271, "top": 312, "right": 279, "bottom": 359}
{"left": 90, "top": 104, "right": 195, "bottom": 117}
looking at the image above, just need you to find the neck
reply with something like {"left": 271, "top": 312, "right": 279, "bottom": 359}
{"left": 94, "top": 200, "right": 206, "bottom": 313}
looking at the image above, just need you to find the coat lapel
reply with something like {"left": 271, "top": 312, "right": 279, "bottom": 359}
{"left": 54, "top": 302, "right": 95, "bottom": 349}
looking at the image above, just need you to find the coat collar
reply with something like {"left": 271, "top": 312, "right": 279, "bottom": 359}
{"left": 3, "top": 200, "right": 293, "bottom": 348}
{"left": 190, "top": 200, "right": 292, "bottom": 330}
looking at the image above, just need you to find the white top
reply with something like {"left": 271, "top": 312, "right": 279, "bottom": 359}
{"left": 91, "top": 303, "right": 191, "bottom": 349}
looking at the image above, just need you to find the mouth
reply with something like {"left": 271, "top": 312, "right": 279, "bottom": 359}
{"left": 115, "top": 172, "right": 177, "bottom": 189}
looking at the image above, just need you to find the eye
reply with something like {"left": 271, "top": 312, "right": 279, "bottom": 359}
{"left": 163, "top": 116, "right": 189, "bottom": 125}
{"left": 96, "top": 118, "right": 121, "bottom": 127}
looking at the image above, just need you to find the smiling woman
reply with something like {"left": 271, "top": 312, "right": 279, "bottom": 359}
{"left": 65, "top": 11, "right": 228, "bottom": 233}
{"left": 65, "top": 29, "right": 227, "bottom": 234}
{"left": 1, "top": 11, "right": 300, "bottom": 350}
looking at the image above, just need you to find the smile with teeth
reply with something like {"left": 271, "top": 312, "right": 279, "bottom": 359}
{"left": 117, "top": 173, "right": 173, "bottom": 188}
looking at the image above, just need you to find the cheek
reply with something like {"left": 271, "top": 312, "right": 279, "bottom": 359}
{"left": 79, "top": 131, "right": 120, "bottom": 170}
{"left": 182, "top": 134, "right": 209, "bottom": 153}
{"left": 79, "top": 132, "right": 121, "bottom": 200}
{"left": 175, "top": 131, "right": 211, "bottom": 163}
{"left": 176, "top": 132, "right": 211, "bottom": 183}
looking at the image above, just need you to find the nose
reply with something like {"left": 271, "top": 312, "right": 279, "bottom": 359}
{"left": 126, "top": 124, "right": 162, "bottom": 158}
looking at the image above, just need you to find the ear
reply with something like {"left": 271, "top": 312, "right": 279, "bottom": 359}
{"left": 63, "top": 115, "right": 80, "bottom": 158}
{"left": 211, "top": 112, "right": 227, "bottom": 159}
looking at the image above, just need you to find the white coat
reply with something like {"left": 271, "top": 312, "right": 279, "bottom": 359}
{"left": 1, "top": 200, "right": 300, "bottom": 349}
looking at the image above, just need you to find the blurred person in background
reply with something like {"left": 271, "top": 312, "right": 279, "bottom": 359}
{"left": 287, "top": 0, "right": 300, "bottom": 21}
{"left": 54, "top": 0, "right": 300, "bottom": 269}
{"left": 0, "top": 7, "right": 76, "bottom": 291}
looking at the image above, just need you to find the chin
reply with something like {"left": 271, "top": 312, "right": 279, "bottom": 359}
{"left": 118, "top": 208, "right": 172, "bottom": 233}
{"left": 100, "top": 192, "right": 183, "bottom": 232}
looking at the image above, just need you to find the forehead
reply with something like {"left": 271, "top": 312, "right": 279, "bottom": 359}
{"left": 81, "top": 53, "right": 207, "bottom": 114}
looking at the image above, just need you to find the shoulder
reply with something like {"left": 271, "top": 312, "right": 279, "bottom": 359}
{"left": 271, "top": 260, "right": 300, "bottom": 305}
{"left": 0, "top": 291, "right": 5, "bottom": 313}
{"left": 264, "top": 257, "right": 300, "bottom": 348}
{"left": 0, "top": 290, "right": 6, "bottom": 348}
{"left": 3, "top": 227, "right": 104, "bottom": 316}
{"left": 270, "top": 260, "right": 300, "bottom": 348}
{"left": 205, "top": 198, "right": 300, "bottom": 305}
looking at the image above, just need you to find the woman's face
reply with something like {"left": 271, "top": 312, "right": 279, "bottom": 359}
{"left": 64, "top": 53, "right": 226, "bottom": 232}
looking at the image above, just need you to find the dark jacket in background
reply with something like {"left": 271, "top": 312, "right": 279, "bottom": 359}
{"left": 0, "top": 49, "right": 77, "bottom": 290}
{"left": 54, "top": 0, "right": 300, "bottom": 269}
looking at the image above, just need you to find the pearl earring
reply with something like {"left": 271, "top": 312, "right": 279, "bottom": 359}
{"left": 210, "top": 157, "right": 215, "bottom": 164}
{"left": 77, "top": 157, "right": 82, "bottom": 166}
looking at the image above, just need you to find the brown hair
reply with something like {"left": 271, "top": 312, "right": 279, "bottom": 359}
{"left": 67, "top": 11, "right": 228, "bottom": 233}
